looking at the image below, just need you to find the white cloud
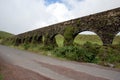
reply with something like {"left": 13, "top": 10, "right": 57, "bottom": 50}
{"left": 62, "top": 0, "right": 120, "bottom": 17}
{"left": 0, "top": 0, "right": 120, "bottom": 34}
{"left": 46, "top": 2, "right": 74, "bottom": 22}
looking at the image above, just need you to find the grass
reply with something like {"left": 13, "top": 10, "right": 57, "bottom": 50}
{"left": 52, "top": 45, "right": 98, "bottom": 62}
{"left": 0, "top": 31, "right": 14, "bottom": 44}
{"left": 55, "top": 34, "right": 64, "bottom": 47}
{"left": 0, "top": 68, "right": 3, "bottom": 80}
{"left": 113, "top": 35, "right": 120, "bottom": 44}
{"left": 74, "top": 35, "right": 103, "bottom": 45}
{"left": 13, "top": 42, "right": 120, "bottom": 68}
{"left": 0, "top": 74, "right": 3, "bottom": 80}
{"left": 0, "top": 31, "right": 14, "bottom": 39}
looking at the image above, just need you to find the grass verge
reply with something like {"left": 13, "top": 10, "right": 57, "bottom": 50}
{"left": 0, "top": 74, "right": 3, "bottom": 80}
{"left": 12, "top": 42, "right": 120, "bottom": 68}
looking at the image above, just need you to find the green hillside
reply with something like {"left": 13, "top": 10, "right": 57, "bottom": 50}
{"left": 0, "top": 31, "right": 14, "bottom": 40}
{"left": 74, "top": 35, "right": 103, "bottom": 45}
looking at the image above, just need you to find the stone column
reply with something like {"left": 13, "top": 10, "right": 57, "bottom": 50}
{"left": 31, "top": 35, "right": 37, "bottom": 43}
{"left": 63, "top": 26, "right": 74, "bottom": 46}
{"left": 15, "top": 38, "right": 21, "bottom": 46}
{"left": 21, "top": 38, "right": 25, "bottom": 43}
{"left": 100, "top": 33, "right": 114, "bottom": 46}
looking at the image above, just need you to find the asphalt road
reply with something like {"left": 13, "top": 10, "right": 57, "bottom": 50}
{"left": 0, "top": 45, "right": 120, "bottom": 80}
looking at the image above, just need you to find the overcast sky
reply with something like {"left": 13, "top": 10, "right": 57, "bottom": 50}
{"left": 0, "top": 0, "right": 120, "bottom": 35}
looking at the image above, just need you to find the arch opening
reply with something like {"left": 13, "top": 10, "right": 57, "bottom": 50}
{"left": 28, "top": 37, "right": 32, "bottom": 43}
{"left": 54, "top": 34, "right": 64, "bottom": 47}
{"left": 15, "top": 38, "right": 21, "bottom": 45}
{"left": 74, "top": 31, "right": 103, "bottom": 45}
{"left": 37, "top": 36, "right": 43, "bottom": 43}
{"left": 22, "top": 38, "right": 25, "bottom": 43}
{"left": 113, "top": 32, "right": 120, "bottom": 45}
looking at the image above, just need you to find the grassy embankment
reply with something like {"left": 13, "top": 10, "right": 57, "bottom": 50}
{"left": 0, "top": 31, "right": 14, "bottom": 43}
{"left": 0, "top": 74, "right": 3, "bottom": 80}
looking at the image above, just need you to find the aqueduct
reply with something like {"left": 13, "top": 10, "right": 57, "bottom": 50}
{"left": 8, "top": 7, "right": 120, "bottom": 46}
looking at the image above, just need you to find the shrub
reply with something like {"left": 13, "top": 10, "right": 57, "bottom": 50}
{"left": 53, "top": 46, "right": 97, "bottom": 62}
{"left": 64, "top": 26, "right": 74, "bottom": 45}
{"left": 83, "top": 42, "right": 101, "bottom": 62}
{"left": 0, "top": 74, "right": 3, "bottom": 80}
{"left": 23, "top": 43, "right": 30, "bottom": 50}
{"left": 40, "top": 46, "right": 54, "bottom": 51}
{"left": 97, "top": 46, "right": 120, "bottom": 66}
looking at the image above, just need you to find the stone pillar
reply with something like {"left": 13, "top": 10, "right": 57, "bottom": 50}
{"left": 28, "top": 37, "right": 33, "bottom": 43}
{"left": 22, "top": 38, "right": 25, "bottom": 43}
{"left": 15, "top": 38, "right": 21, "bottom": 46}
{"left": 31, "top": 35, "right": 37, "bottom": 43}
{"left": 100, "top": 33, "right": 114, "bottom": 46}
{"left": 63, "top": 26, "right": 74, "bottom": 46}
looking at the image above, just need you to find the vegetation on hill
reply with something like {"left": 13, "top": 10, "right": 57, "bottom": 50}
{"left": 74, "top": 35, "right": 103, "bottom": 45}
{"left": 0, "top": 31, "right": 14, "bottom": 43}
{"left": 0, "top": 31, "right": 14, "bottom": 39}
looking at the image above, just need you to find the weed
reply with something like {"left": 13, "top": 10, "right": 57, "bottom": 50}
{"left": 53, "top": 46, "right": 97, "bottom": 62}
{"left": 0, "top": 74, "right": 3, "bottom": 80}
{"left": 23, "top": 43, "right": 30, "bottom": 50}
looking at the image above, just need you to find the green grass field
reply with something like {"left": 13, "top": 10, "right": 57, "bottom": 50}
{"left": 0, "top": 31, "right": 14, "bottom": 43}
{"left": 55, "top": 34, "right": 120, "bottom": 47}
{"left": 74, "top": 35, "right": 103, "bottom": 45}
{"left": 55, "top": 34, "right": 64, "bottom": 47}
{"left": 0, "top": 31, "right": 14, "bottom": 39}
{"left": 113, "top": 35, "right": 120, "bottom": 44}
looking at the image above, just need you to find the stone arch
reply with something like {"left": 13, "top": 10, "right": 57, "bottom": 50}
{"left": 43, "top": 33, "right": 64, "bottom": 47}
{"left": 28, "top": 37, "right": 33, "bottom": 43}
{"left": 24, "top": 36, "right": 30, "bottom": 43}
{"left": 31, "top": 34, "right": 42, "bottom": 44}
{"left": 112, "top": 32, "right": 120, "bottom": 44}
{"left": 15, "top": 38, "right": 22, "bottom": 45}
{"left": 44, "top": 33, "right": 58, "bottom": 47}
{"left": 37, "top": 35, "right": 43, "bottom": 43}
{"left": 74, "top": 31, "right": 103, "bottom": 45}
{"left": 32, "top": 35, "right": 38, "bottom": 43}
